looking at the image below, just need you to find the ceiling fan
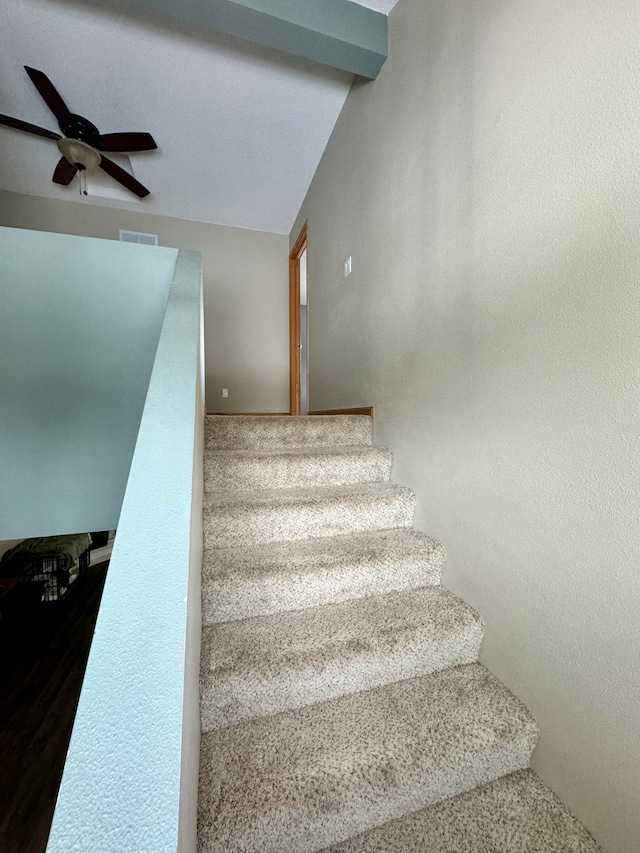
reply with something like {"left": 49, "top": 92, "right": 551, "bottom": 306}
{"left": 0, "top": 66, "right": 157, "bottom": 198}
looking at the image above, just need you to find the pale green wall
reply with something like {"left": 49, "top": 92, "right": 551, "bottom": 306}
{"left": 106, "top": 0, "right": 387, "bottom": 78}
{"left": 291, "top": 0, "right": 640, "bottom": 850}
{"left": 0, "top": 226, "right": 177, "bottom": 539}
{"left": 0, "top": 190, "right": 289, "bottom": 413}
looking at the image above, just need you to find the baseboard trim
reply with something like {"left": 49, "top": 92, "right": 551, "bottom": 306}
{"left": 309, "top": 406, "right": 374, "bottom": 418}
{"left": 89, "top": 544, "right": 113, "bottom": 565}
{"left": 89, "top": 530, "right": 116, "bottom": 565}
{"left": 206, "top": 408, "right": 374, "bottom": 417}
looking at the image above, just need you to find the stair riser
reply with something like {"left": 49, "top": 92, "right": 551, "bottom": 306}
{"left": 204, "top": 448, "right": 393, "bottom": 492}
{"left": 201, "top": 622, "right": 484, "bottom": 731}
{"left": 203, "top": 492, "right": 416, "bottom": 548}
{"left": 203, "top": 556, "right": 443, "bottom": 624}
{"left": 205, "top": 415, "right": 373, "bottom": 450}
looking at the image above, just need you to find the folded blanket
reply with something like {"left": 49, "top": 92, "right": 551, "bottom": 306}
{"left": 1, "top": 533, "right": 91, "bottom": 572}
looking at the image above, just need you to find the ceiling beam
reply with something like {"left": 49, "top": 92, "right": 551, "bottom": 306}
{"left": 123, "top": 0, "right": 388, "bottom": 79}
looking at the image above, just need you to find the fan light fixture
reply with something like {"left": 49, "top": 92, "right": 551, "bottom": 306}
{"left": 57, "top": 137, "right": 101, "bottom": 170}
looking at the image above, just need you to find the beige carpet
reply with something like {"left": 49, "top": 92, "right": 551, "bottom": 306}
{"left": 198, "top": 415, "right": 601, "bottom": 852}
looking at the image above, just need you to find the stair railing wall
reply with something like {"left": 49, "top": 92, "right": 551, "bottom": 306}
{"left": 47, "top": 250, "right": 204, "bottom": 853}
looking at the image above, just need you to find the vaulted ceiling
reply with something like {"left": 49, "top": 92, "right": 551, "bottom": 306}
{"left": 0, "top": 0, "right": 398, "bottom": 234}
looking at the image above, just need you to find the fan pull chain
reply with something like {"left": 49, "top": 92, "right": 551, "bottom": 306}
{"left": 77, "top": 168, "right": 88, "bottom": 196}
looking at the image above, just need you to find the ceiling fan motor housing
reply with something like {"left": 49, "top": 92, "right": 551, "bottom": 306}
{"left": 61, "top": 114, "right": 101, "bottom": 148}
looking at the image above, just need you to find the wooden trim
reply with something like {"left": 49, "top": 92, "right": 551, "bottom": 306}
{"left": 289, "top": 222, "right": 308, "bottom": 416}
{"left": 309, "top": 406, "right": 374, "bottom": 418}
{"left": 289, "top": 257, "right": 300, "bottom": 415}
{"left": 206, "top": 407, "right": 373, "bottom": 417}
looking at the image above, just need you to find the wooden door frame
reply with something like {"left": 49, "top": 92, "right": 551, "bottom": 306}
{"left": 289, "top": 222, "right": 308, "bottom": 415}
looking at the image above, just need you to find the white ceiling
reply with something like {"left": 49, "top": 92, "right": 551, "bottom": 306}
{"left": 0, "top": 0, "right": 398, "bottom": 234}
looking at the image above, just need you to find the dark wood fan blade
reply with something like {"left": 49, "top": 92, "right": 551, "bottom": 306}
{"left": 99, "top": 156, "right": 150, "bottom": 198}
{"left": 98, "top": 132, "right": 157, "bottom": 152}
{"left": 0, "top": 113, "right": 61, "bottom": 140}
{"left": 24, "top": 66, "right": 71, "bottom": 125}
{"left": 52, "top": 157, "right": 77, "bottom": 186}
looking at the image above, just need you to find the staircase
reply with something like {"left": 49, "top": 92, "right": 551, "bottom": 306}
{"left": 197, "top": 415, "right": 600, "bottom": 852}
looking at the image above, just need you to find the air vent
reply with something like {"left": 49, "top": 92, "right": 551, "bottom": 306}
{"left": 119, "top": 230, "right": 158, "bottom": 246}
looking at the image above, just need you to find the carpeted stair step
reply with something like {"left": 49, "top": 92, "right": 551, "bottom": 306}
{"left": 202, "top": 528, "right": 445, "bottom": 625}
{"left": 204, "top": 445, "right": 393, "bottom": 492}
{"left": 200, "top": 586, "right": 484, "bottom": 731}
{"left": 198, "top": 663, "right": 539, "bottom": 853}
{"left": 322, "top": 769, "right": 602, "bottom": 852}
{"left": 205, "top": 414, "right": 373, "bottom": 450}
{"left": 203, "top": 483, "right": 416, "bottom": 549}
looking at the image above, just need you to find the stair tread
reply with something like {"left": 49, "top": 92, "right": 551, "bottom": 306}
{"left": 202, "top": 529, "right": 445, "bottom": 624}
{"left": 200, "top": 586, "right": 484, "bottom": 730}
{"left": 323, "top": 769, "right": 602, "bottom": 852}
{"left": 204, "top": 445, "right": 393, "bottom": 491}
{"left": 203, "top": 483, "right": 416, "bottom": 548}
{"left": 205, "top": 481, "right": 413, "bottom": 507}
{"left": 205, "top": 444, "right": 388, "bottom": 459}
{"left": 205, "top": 414, "right": 373, "bottom": 449}
{"left": 198, "top": 663, "right": 538, "bottom": 853}
{"left": 203, "top": 528, "right": 443, "bottom": 579}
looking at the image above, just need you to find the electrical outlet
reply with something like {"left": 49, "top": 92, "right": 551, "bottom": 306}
{"left": 344, "top": 256, "right": 352, "bottom": 277}
{"left": 222, "top": 388, "right": 228, "bottom": 398}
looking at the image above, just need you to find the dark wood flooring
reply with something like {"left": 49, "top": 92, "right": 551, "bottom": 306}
{"left": 0, "top": 562, "right": 108, "bottom": 853}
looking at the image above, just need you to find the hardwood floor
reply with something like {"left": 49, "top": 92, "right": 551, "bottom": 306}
{"left": 0, "top": 562, "right": 108, "bottom": 853}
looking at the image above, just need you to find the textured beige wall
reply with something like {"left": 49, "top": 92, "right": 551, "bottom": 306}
{"left": 291, "top": 0, "right": 640, "bottom": 850}
{"left": 0, "top": 190, "right": 289, "bottom": 413}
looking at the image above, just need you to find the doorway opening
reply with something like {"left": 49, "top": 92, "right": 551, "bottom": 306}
{"left": 289, "top": 223, "right": 308, "bottom": 415}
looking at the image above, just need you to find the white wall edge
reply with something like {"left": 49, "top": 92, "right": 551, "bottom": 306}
{"left": 177, "top": 261, "right": 205, "bottom": 852}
